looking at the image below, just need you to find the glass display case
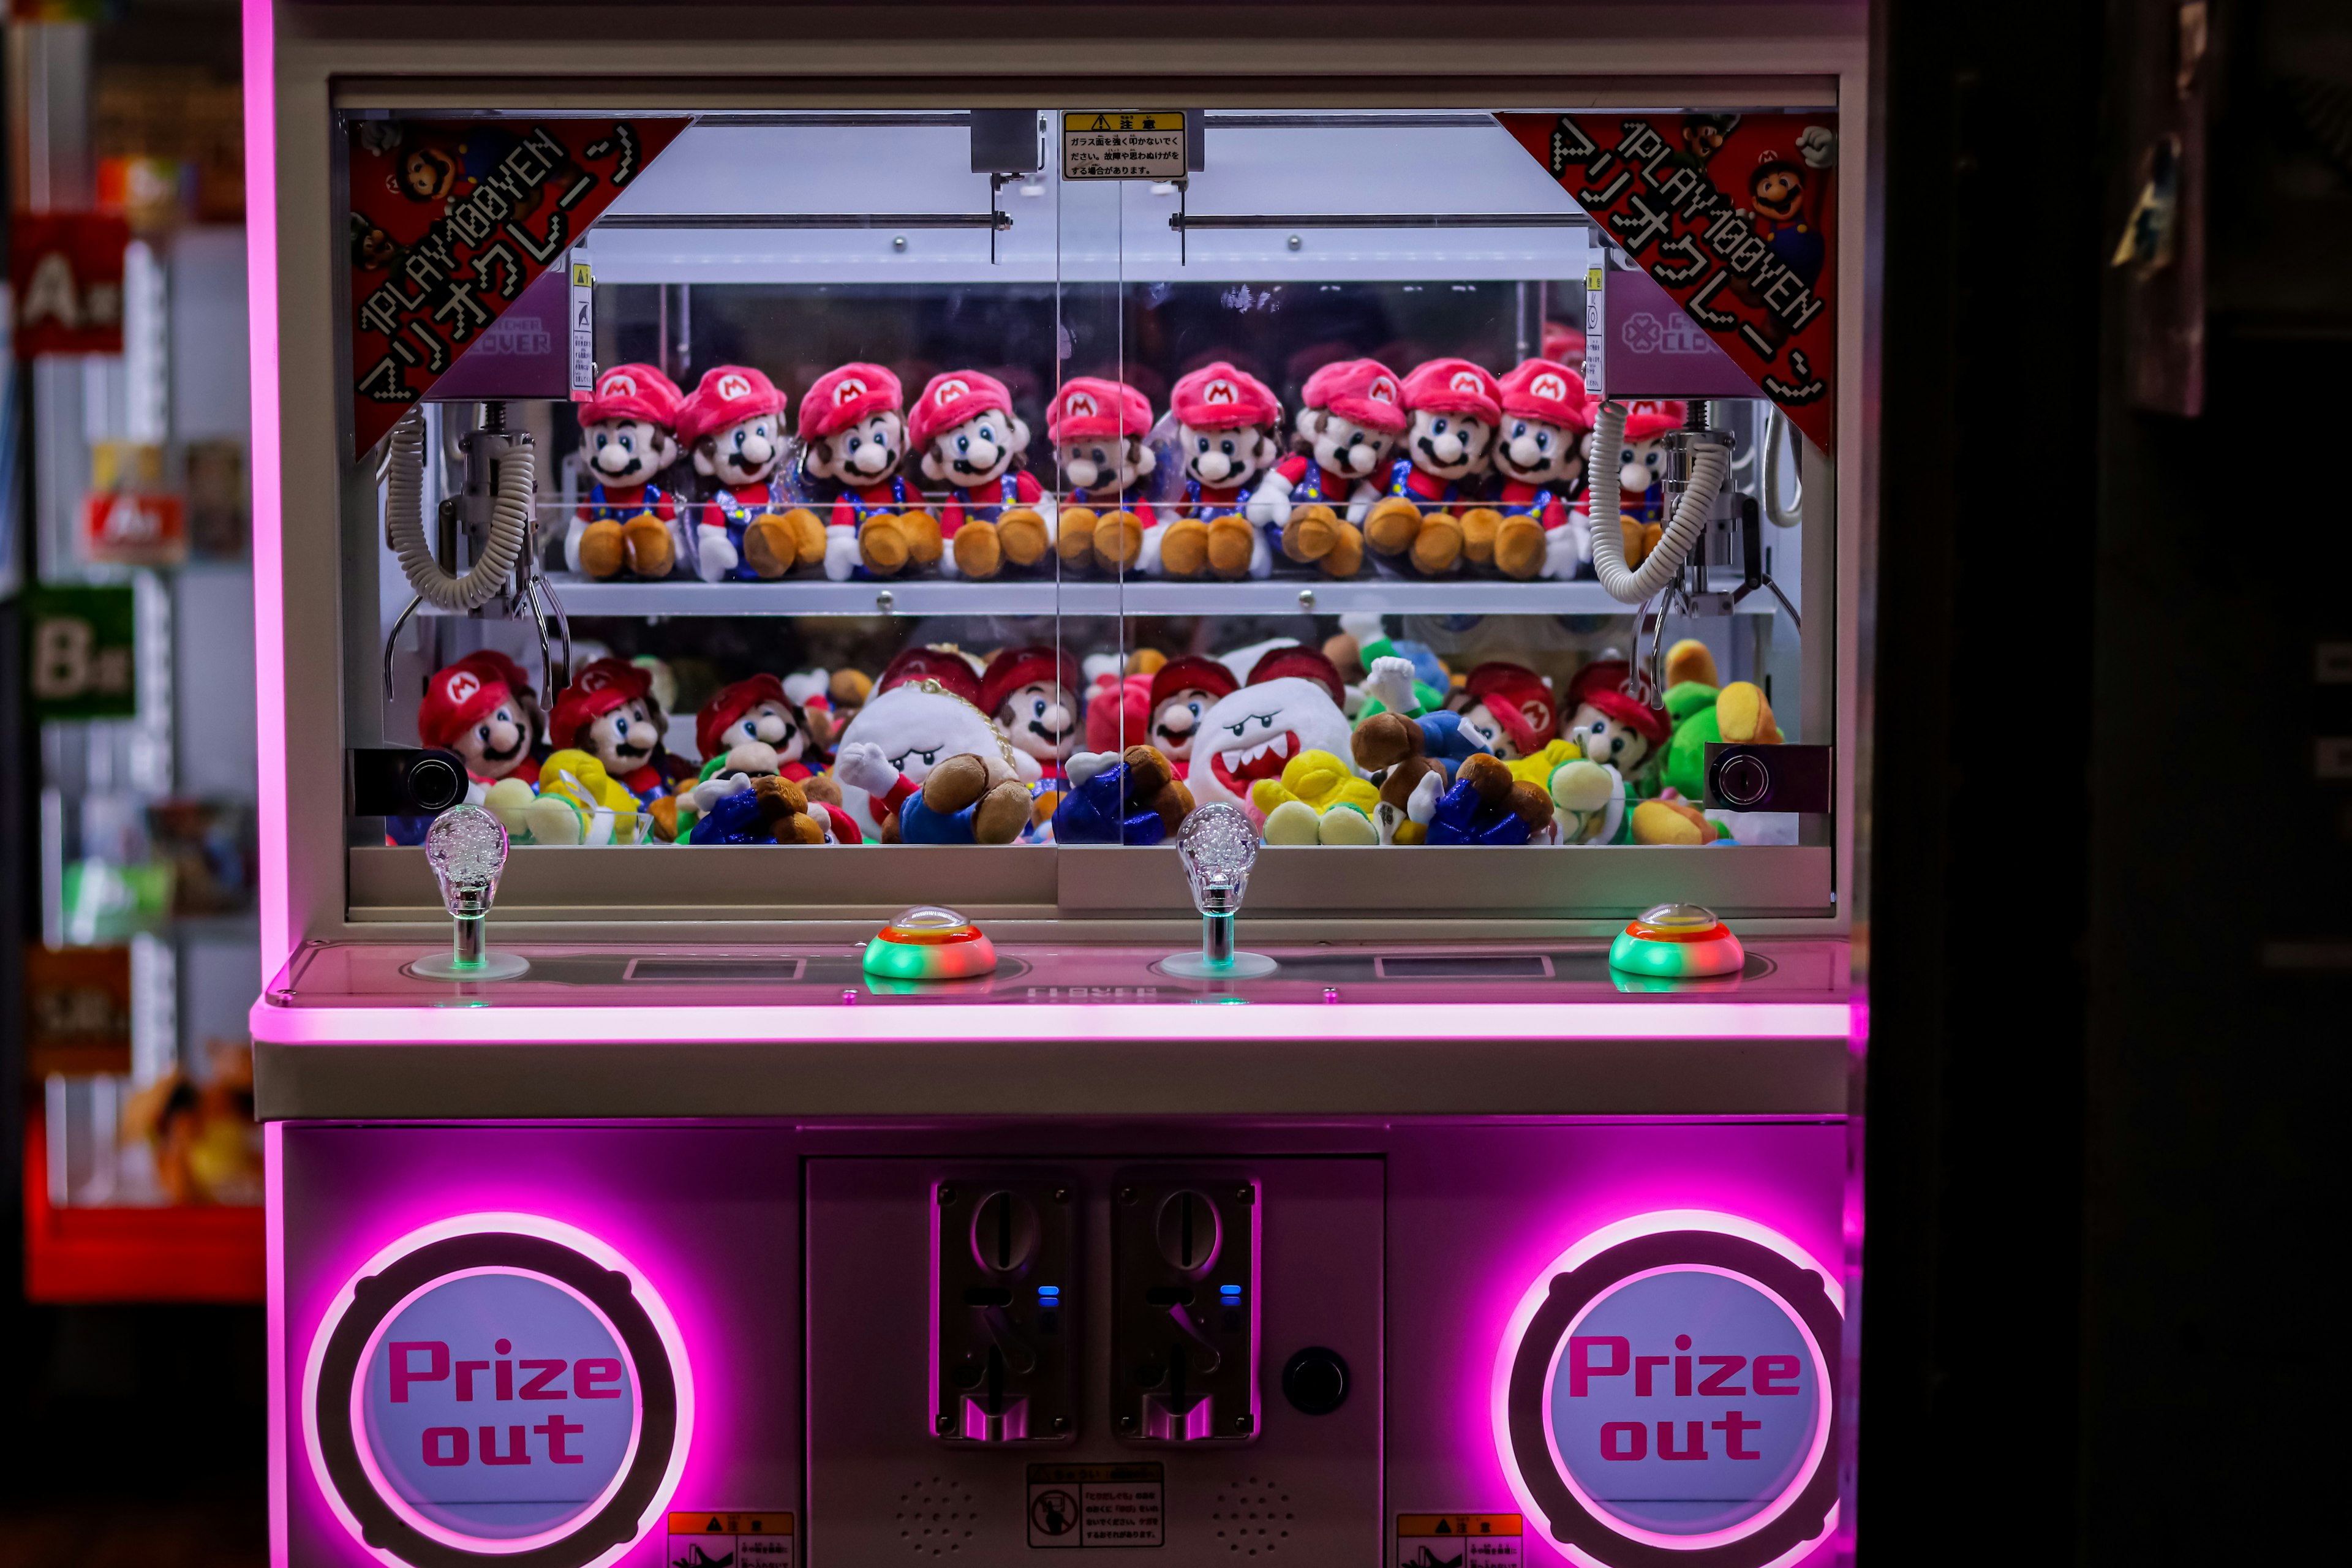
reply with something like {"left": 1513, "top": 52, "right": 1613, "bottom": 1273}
{"left": 337, "top": 108, "right": 1838, "bottom": 935}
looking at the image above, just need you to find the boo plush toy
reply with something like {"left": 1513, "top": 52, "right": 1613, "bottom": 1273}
{"left": 678, "top": 365, "right": 823, "bottom": 581}
{"left": 1184, "top": 645, "right": 1355, "bottom": 817}
{"left": 1048, "top": 377, "right": 1156, "bottom": 572}
{"left": 832, "top": 681, "right": 1033, "bottom": 845}
{"left": 420, "top": 659, "right": 538, "bottom": 794}
{"left": 567, "top": 363, "right": 685, "bottom": 579}
{"left": 1491, "top": 358, "right": 1595, "bottom": 580}
{"left": 910, "top": 370, "right": 1052, "bottom": 579}
{"left": 798, "top": 363, "right": 937, "bottom": 581}
{"left": 1247, "top": 357, "right": 1404, "bottom": 578}
{"left": 1148, "top": 363, "right": 1283, "bottom": 581}
{"left": 1362, "top": 358, "right": 1504, "bottom": 575}
{"left": 548, "top": 660, "right": 669, "bottom": 805}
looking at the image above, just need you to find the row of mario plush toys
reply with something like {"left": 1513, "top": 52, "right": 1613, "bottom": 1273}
{"left": 564, "top": 356, "right": 1691, "bottom": 587}
{"left": 415, "top": 615, "right": 1783, "bottom": 850}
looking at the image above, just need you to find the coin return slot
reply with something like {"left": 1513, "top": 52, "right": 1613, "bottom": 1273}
{"left": 1373, "top": 954, "right": 1554, "bottom": 979}
{"left": 624, "top": 958, "right": 809, "bottom": 981}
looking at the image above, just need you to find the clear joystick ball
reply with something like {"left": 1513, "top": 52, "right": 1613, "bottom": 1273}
{"left": 1165, "top": 804, "right": 1278, "bottom": 979}
{"left": 411, "top": 805, "right": 530, "bottom": 981}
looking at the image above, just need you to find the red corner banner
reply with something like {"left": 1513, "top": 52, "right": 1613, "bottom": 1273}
{"left": 1500, "top": 113, "right": 1839, "bottom": 453}
{"left": 347, "top": 118, "right": 687, "bottom": 454}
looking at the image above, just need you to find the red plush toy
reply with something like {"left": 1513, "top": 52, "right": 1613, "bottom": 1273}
{"left": 980, "top": 644, "right": 1082, "bottom": 788}
{"left": 1363, "top": 358, "right": 1504, "bottom": 575}
{"left": 1247, "top": 356, "right": 1405, "bottom": 578}
{"left": 443, "top": 649, "right": 545, "bottom": 753}
{"left": 678, "top": 366, "right": 823, "bottom": 582}
{"left": 1147, "top": 363, "right": 1283, "bottom": 581}
{"left": 696, "top": 673, "right": 822, "bottom": 782}
{"left": 798, "top": 362, "right": 934, "bottom": 580}
{"left": 1144, "top": 654, "right": 1239, "bottom": 765}
{"left": 1452, "top": 660, "right": 1558, "bottom": 761}
{"left": 566, "top": 364, "right": 685, "bottom": 580}
{"left": 1048, "top": 377, "right": 1156, "bottom": 572}
{"left": 420, "top": 660, "right": 538, "bottom": 788}
{"left": 911, "top": 369, "right": 1050, "bottom": 580}
{"left": 1575, "top": 397, "right": 1687, "bottom": 569}
{"left": 1492, "top": 358, "right": 1594, "bottom": 580}
{"left": 549, "top": 659, "right": 668, "bottom": 804}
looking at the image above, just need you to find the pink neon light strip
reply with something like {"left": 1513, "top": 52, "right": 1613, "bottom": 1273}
{"left": 265, "top": 1120, "right": 288, "bottom": 1568}
{"left": 250, "top": 999, "right": 1853, "bottom": 1046}
{"left": 243, "top": 0, "right": 289, "bottom": 976}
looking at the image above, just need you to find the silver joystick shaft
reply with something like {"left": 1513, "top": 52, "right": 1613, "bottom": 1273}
{"left": 1164, "top": 804, "right": 1277, "bottom": 979}
{"left": 413, "top": 805, "right": 530, "bottom": 981}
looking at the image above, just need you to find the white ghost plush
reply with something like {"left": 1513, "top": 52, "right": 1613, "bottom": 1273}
{"left": 1185, "top": 676, "right": 1357, "bottom": 818}
{"left": 831, "top": 684, "right": 1018, "bottom": 840}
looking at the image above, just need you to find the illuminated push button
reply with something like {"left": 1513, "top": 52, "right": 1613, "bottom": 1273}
{"left": 862, "top": 905, "right": 998, "bottom": 980}
{"left": 1608, "top": 902, "right": 1745, "bottom": 978}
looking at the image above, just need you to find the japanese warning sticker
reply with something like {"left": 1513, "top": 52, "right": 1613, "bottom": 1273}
{"left": 1062, "top": 112, "right": 1186, "bottom": 181}
{"left": 1396, "top": 1513, "right": 1524, "bottom": 1566}
{"left": 1027, "top": 1463, "right": 1165, "bottom": 1548}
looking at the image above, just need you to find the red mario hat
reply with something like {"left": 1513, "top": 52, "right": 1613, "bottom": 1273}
{"left": 1301, "top": 358, "right": 1407, "bottom": 434}
{"left": 1566, "top": 658, "right": 1630, "bottom": 712}
{"left": 1621, "top": 399, "right": 1690, "bottom": 443}
{"left": 908, "top": 369, "right": 1016, "bottom": 450}
{"left": 549, "top": 676, "right": 644, "bottom": 752}
{"left": 696, "top": 673, "right": 795, "bottom": 764}
{"left": 818, "top": 802, "right": 862, "bottom": 846}
{"left": 1085, "top": 671, "right": 1155, "bottom": 754}
{"left": 677, "top": 365, "right": 786, "bottom": 449}
{"left": 447, "top": 649, "right": 535, "bottom": 697}
{"left": 579, "top": 363, "right": 684, "bottom": 429}
{"left": 1463, "top": 661, "right": 1558, "bottom": 753}
{"left": 1579, "top": 686, "right": 1670, "bottom": 748}
{"left": 876, "top": 645, "right": 983, "bottom": 706}
{"left": 1148, "top": 654, "right": 1240, "bottom": 715}
{"left": 573, "top": 657, "right": 652, "bottom": 702}
{"left": 1048, "top": 377, "right": 1154, "bottom": 443}
{"left": 418, "top": 662, "right": 514, "bottom": 752}
{"left": 1498, "top": 359, "right": 1594, "bottom": 431}
{"left": 1402, "top": 358, "right": 1502, "bottom": 423}
{"left": 1247, "top": 644, "right": 1348, "bottom": 705}
{"left": 979, "top": 645, "right": 1082, "bottom": 718}
{"left": 799, "top": 362, "right": 904, "bottom": 440}
{"left": 1170, "top": 363, "right": 1281, "bottom": 430}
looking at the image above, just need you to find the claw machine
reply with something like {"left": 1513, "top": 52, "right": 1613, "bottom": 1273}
{"left": 249, "top": 4, "right": 1872, "bottom": 1564}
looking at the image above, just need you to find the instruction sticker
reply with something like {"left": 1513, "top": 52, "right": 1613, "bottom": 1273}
{"left": 568, "top": 252, "right": 595, "bottom": 399}
{"left": 1061, "top": 112, "right": 1186, "bottom": 181}
{"left": 1396, "top": 1513, "right": 1523, "bottom": 1567}
{"left": 1027, "top": 1463, "right": 1164, "bottom": 1548}
{"left": 667, "top": 1510, "right": 793, "bottom": 1568}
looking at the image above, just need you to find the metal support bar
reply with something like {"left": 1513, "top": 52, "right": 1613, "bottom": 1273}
{"left": 1169, "top": 211, "right": 1586, "bottom": 232}
{"left": 596, "top": 212, "right": 1012, "bottom": 232}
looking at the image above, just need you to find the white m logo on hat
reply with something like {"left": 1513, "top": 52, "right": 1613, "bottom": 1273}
{"left": 1449, "top": 370, "right": 1484, "bottom": 396}
{"left": 935, "top": 377, "right": 972, "bottom": 407}
{"left": 446, "top": 671, "right": 480, "bottom": 705}
{"left": 717, "top": 373, "right": 752, "bottom": 401}
{"left": 1066, "top": 391, "right": 1098, "bottom": 419}
{"left": 1368, "top": 375, "right": 1397, "bottom": 404}
{"left": 1532, "top": 372, "right": 1568, "bottom": 402}
{"left": 834, "top": 377, "right": 867, "bottom": 405}
{"left": 601, "top": 371, "right": 638, "bottom": 399}
{"left": 1205, "top": 379, "right": 1237, "bottom": 405}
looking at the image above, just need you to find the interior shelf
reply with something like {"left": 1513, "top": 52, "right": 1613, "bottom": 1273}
{"left": 477, "top": 574, "right": 1782, "bottom": 620}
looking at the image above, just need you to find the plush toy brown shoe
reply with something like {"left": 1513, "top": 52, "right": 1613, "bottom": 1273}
{"left": 859, "top": 513, "right": 911, "bottom": 575}
{"left": 1460, "top": 507, "right": 1504, "bottom": 565}
{"left": 952, "top": 519, "right": 1003, "bottom": 579}
{"left": 1492, "top": 513, "right": 1545, "bottom": 579}
{"left": 1057, "top": 507, "right": 1099, "bottom": 567}
{"left": 1158, "top": 518, "right": 1210, "bottom": 577}
{"left": 622, "top": 513, "right": 675, "bottom": 577}
{"left": 1409, "top": 512, "right": 1463, "bottom": 574}
{"left": 1093, "top": 510, "right": 1144, "bottom": 570}
{"left": 576, "top": 518, "right": 627, "bottom": 578}
{"left": 1363, "top": 495, "right": 1423, "bottom": 557}
{"left": 1281, "top": 503, "right": 1343, "bottom": 564}
{"left": 742, "top": 515, "right": 799, "bottom": 578}
{"left": 996, "top": 507, "right": 1050, "bottom": 567}
{"left": 1205, "top": 515, "right": 1257, "bottom": 578}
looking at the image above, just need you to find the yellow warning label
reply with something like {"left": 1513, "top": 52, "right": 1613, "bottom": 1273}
{"left": 1061, "top": 113, "right": 1186, "bottom": 182}
{"left": 667, "top": 1512, "right": 794, "bottom": 1535}
{"left": 1398, "top": 1515, "right": 1522, "bottom": 1536}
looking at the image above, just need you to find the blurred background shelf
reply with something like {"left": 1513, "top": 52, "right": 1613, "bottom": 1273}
{"left": 495, "top": 573, "right": 1779, "bottom": 619}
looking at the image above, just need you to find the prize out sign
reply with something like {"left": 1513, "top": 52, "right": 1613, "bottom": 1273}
{"left": 1498, "top": 1216, "right": 1841, "bottom": 1567}
{"left": 305, "top": 1218, "right": 691, "bottom": 1568}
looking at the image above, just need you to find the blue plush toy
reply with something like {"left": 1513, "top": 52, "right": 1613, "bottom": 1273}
{"left": 1050, "top": 747, "right": 1190, "bottom": 846}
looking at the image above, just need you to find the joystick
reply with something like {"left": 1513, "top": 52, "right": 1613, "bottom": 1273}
{"left": 412, "top": 805, "right": 530, "bottom": 981}
{"left": 1163, "top": 804, "right": 1278, "bottom": 979}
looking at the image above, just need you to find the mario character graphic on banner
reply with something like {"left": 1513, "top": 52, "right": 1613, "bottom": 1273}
{"left": 1500, "top": 113, "right": 1838, "bottom": 453}
{"left": 347, "top": 118, "right": 687, "bottom": 456}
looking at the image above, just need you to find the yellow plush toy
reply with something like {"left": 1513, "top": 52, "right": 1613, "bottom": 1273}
{"left": 528, "top": 749, "right": 648, "bottom": 845}
{"left": 1631, "top": 794, "right": 1727, "bottom": 846}
{"left": 1251, "top": 749, "right": 1380, "bottom": 845}
{"left": 1506, "top": 737, "right": 1583, "bottom": 790}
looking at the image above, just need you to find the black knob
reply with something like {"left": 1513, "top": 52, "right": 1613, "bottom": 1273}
{"left": 1281, "top": 1347, "right": 1349, "bottom": 1415}
{"left": 405, "top": 750, "right": 467, "bottom": 813}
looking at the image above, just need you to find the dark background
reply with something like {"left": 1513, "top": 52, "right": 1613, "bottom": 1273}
{"left": 6, "top": 1, "right": 2347, "bottom": 1564}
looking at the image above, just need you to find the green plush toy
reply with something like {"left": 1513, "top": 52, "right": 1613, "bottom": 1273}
{"left": 1661, "top": 679, "right": 1784, "bottom": 802}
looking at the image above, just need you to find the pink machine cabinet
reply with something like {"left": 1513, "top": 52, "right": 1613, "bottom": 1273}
{"left": 247, "top": 6, "right": 1873, "bottom": 1566}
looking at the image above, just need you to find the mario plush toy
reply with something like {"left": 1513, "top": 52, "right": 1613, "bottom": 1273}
{"left": 980, "top": 645, "right": 1082, "bottom": 789}
{"left": 1047, "top": 377, "right": 1157, "bottom": 572}
{"left": 1363, "top": 358, "right": 1504, "bottom": 575}
{"left": 1562, "top": 658, "right": 1670, "bottom": 790}
{"left": 696, "top": 674, "right": 823, "bottom": 783}
{"left": 1586, "top": 398, "right": 1687, "bottom": 568}
{"left": 442, "top": 648, "right": 547, "bottom": 756}
{"left": 1147, "top": 363, "right": 1283, "bottom": 581}
{"left": 797, "top": 362, "right": 936, "bottom": 580}
{"left": 549, "top": 659, "right": 668, "bottom": 805}
{"left": 1247, "top": 357, "right": 1404, "bottom": 578}
{"left": 1491, "top": 358, "right": 1594, "bottom": 581}
{"left": 910, "top": 369, "right": 1052, "bottom": 579}
{"left": 677, "top": 365, "right": 823, "bottom": 581}
{"left": 419, "top": 658, "right": 538, "bottom": 792}
{"left": 567, "top": 363, "right": 685, "bottom": 579}
{"left": 1145, "top": 654, "right": 1240, "bottom": 766}
{"left": 1452, "top": 660, "right": 1559, "bottom": 762}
